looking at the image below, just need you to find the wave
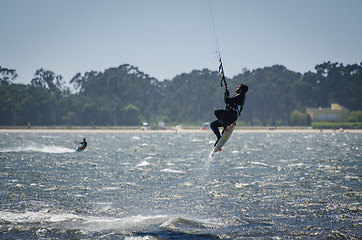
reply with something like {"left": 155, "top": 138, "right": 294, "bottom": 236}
{"left": 0, "top": 145, "right": 75, "bottom": 153}
{"left": 0, "top": 210, "right": 226, "bottom": 239}
{"left": 249, "top": 161, "right": 269, "bottom": 167}
{"left": 84, "top": 215, "right": 222, "bottom": 233}
{"left": 0, "top": 210, "right": 82, "bottom": 223}
{"left": 160, "top": 168, "right": 185, "bottom": 174}
{"left": 0, "top": 211, "right": 220, "bottom": 232}
{"left": 0, "top": 210, "right": 166, "bottom": 228}
{"left": 82, "top": 214, "right": 170, "bottom": 232}
{"left": 137, "top": 161, "right": 150, "bottom": 167}
{"left": 161, "top": 216, "right": 222, "bottom": 230}
{"left": 235, "top": 182, "right": 258, "bottom": 188}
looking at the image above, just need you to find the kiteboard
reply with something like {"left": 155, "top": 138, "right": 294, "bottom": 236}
{"left": 76, "top": 145, "right": 86, "bottom": 152}
{"left": 76, "top": 147, "right": 84, "bottom": 152}
{"left": 210, "top": 122, "right": 236, "bottom": 156}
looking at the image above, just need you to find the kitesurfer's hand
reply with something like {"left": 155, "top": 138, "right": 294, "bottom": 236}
{"left": 224, "top": 88, "right": 230, "bottom": 98}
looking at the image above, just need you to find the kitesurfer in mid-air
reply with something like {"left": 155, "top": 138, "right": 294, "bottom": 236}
{"left": 77, "top": 138, "right": 87, "bottom": 151}
{"left": 210, "top": 83, "right": 248, "bottom": 146}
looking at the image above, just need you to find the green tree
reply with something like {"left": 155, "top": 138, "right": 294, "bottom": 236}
{"left": 314, "top": 62, "right": 362, "bottom": 110}
{"left": 31, "top": 68, "right": 67, "bottom": 94}
{"left": 293, "top": 71, "right": 323, "bottom": 108}
{"left": 122, "top": 104, "right": 140, "bottom": 126}
{"left": 70, "top": 70, "right": 99, "bottom": 93}
{"left": 346, "top": 111, "right": 362, "bottom": 122}
{"left": 1, "top": 61, "right": 361, "bottom": 127}
{"left": 0, "top": 66, "right": 18, "bottom": 85}
{"left": 290, "top": 110, "right": 310, "bottom": 126}
{"left": 160, "top": 69, "right": 223, "bottom": 124}
{"left": 233, "top": 65, "right": 301, "bottom": 126}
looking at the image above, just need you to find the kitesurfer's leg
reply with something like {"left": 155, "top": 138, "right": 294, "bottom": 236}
{"left": 223, "top": 111, "right": 238, "bottom": 129}
{"left": 214, "top": 110, "right": 228, "bottom": 129}
{"left": 215, "top": 110, "right": 231, "bottom": 136}
{"left": 210, "top": 119, "right": 222, "bottom": 146}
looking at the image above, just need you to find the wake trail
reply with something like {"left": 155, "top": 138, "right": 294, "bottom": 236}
{"left": 0, "top": 145, "right": 75, "bottom": 153}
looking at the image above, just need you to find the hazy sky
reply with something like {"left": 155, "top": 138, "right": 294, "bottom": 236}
{"left": 1, "top": 0, "right": 361, "bottom": 85}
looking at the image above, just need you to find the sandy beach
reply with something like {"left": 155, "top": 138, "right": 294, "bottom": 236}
{"left": 1, "top": 126, "right": 361, "bottom": 133}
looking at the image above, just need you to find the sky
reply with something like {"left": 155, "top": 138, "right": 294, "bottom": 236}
{"left": 1, "top": 0, "right": 362, "bottom": 85}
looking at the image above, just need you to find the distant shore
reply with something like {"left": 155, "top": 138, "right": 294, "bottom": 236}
{"left": 1, "top": 126, "right": 361, "bottom": 133}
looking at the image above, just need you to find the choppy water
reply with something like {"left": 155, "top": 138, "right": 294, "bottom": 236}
{"left": 0, "top": 131, "right": 361, "bottom": 239}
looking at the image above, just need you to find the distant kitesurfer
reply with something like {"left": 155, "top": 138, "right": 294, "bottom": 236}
{"left": 210, "top": 83, "right": 248, "bottom": 146}
{"left": 77, "top": 138, "right": 87, "bottom": 151}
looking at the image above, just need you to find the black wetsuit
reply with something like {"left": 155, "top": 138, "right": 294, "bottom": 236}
{"left": 77, "top": 140, "right": 87, "bottom": 151}
{"left": 210, "top": 90, "right": 245, "bottom": 140}
{"left": 80, "top": 141, "right": 87, "bottom": 149}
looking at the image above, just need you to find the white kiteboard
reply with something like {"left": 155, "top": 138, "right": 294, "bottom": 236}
{"left": 210, "top": 122, "right": 236, "bottom": 156}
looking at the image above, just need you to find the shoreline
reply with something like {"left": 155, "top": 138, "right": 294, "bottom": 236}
{"left": 1, "top": 126, "right": 361, "bottom": 133}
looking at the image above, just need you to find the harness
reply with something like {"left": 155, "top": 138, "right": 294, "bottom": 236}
{"left": 226, "top": 104, "right": 242, "bottom": 116}
{"left": 225, "top": 93, "right": 244, "bottom": 116}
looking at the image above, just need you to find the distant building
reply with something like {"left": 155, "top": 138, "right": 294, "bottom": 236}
{"left": 306, "top": 103, "right": 349, "bottom": 122}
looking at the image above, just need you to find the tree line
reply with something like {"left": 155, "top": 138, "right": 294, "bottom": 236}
{"left": 0, "top": 61, "right": 361, "bottom": 127}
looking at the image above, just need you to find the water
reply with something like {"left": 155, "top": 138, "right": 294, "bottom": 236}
{"left": 0, "top": 131, "right": 361, "bottom": 239}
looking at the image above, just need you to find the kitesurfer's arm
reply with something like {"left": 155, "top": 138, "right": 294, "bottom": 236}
{"left": 224, "top": 87, "right": 241, "bottom": 105}
{"left": 225, "top": 92, "right": 245, "bottom": 106}
{"left": 224, "top": 88, "right": 230, "bottom": 104}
